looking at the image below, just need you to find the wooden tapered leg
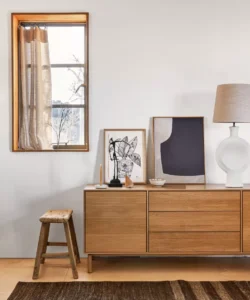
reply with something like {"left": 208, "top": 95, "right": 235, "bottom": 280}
{"left": 68, "top": 216, "right": 80, "bottom": 264}
{"left": 40, "top": 223, "right": 50, "bottom": 264}
{"left": 33, "top": 223, "right": 48, "bottom": 279}
{"left": 64, "top": 221, "right": 78, "bottom": 279}
{"left": 88, "top": 254, "right": 92, "bottom": 273}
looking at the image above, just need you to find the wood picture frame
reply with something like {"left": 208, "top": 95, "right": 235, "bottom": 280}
{"left": 104, "top": 129, "right": 147, "bottom": 184}
{"left": 152, "top": 117, "right": 206, "bottom": 184}
{"left": 11, "top": 13, "right": 89, "bottom": 152}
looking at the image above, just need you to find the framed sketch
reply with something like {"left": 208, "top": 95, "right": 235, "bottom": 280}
{"left": 153, "top": 117, "right": 205, "bottom": 184}
{"left": 104, "top": 129, "right": 147, "bottom": 184}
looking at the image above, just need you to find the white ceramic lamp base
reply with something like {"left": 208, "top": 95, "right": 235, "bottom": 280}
{"left": 226, "top": 171, "right": 243, "bottom": 188}
{"left": 216, "top": 126, "right": 250, "bottom": 188}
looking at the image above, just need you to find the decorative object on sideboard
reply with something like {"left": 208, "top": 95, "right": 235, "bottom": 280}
{"left": 107, "top": 137, "right": 123, "bottom": 187}
{"left": 153, "top": 117, "right": 206, "bottom": 184}
{"left": 104, "top": 129, "right": 147, "bottom": 185}
{"left": 213, "top": 84, "right": 250, "bottom": 187}
{"left": 125, "top": 175, "right": 134, "bottom": 188}
{"left": 149, "top": 178, "right": 166, "bottom": 187}
{"left": 95, "top": 164, "right": 108, "bottom": 189}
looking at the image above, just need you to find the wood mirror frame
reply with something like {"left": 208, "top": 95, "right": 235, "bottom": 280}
{"left": 12, "top": 13, "right": 89, "bottom": 152}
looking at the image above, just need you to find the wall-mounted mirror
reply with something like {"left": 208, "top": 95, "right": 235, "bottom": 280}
{"left": 12, "top": 13, "right": 89, "bottom": 151}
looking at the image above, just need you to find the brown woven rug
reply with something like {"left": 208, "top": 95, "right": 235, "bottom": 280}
{"left": 8, "top": 281, "right": 250, "bottom": 300}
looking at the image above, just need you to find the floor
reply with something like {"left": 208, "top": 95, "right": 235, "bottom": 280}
{"left": 1, "top": 256, "right": 250, "bottom": 299}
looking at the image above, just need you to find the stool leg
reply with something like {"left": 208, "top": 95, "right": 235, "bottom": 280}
{"left": 33, "top": 223, "right": 48, "bottom": 279}
{"left": 40, "top": 223, "right": 50, "bottom": 264}
{"left": 88, "top": 254, "right": 92, "bottom": 273}
{"left": 64, "top": 221, "right": 78, "bottom": 279}
{"left": 69, "top": 216, "right": 80, "bottom": 263}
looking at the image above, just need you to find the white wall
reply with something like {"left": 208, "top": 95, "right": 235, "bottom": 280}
{"left": 1, "top": 0, "right": 250, "bottom": 257}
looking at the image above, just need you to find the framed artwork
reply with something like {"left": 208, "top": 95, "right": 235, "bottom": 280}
{"left": 153, "top": 117, "right": 205, "bottom": 184}
{"left": 104, "top": 129, "right": 147, "bottom": 184}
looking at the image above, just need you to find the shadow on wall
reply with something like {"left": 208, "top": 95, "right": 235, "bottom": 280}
{"left": 147, "top": 118, "right": 154, "bottom": 181}
{"left": 92, "top": 130, "right": 104, "bottom": 184}
{"left": 4, "top": 185, "right": 87, "bottom": 258}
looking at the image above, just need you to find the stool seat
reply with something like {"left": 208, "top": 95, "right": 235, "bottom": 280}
{"left": 40, "top": 210, "right": 73, "bottom": 223}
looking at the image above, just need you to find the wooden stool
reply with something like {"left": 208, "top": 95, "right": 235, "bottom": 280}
{"left": 32, "top": 210, "right": 80, "bottom": 280}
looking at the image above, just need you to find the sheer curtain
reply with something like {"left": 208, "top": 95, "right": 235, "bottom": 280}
{"left": 19, "top": 26, "right": 52, "bottom": 150}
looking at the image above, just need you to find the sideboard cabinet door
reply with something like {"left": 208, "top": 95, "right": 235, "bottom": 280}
{"left": 243, "top": 191, "right": 250, "bottom": 252}
{"left": 85, "top": 191, "right": 147, "bottom": 253}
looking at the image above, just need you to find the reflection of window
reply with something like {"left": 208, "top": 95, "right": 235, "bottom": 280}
{"left": 12, "top": 13, "right": 89, "bottom": 152}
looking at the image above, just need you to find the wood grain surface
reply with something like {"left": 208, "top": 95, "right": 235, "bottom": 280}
{"left": 149, "top": 211, "right": 240, "bottom": 232}
{"left": 85, "top": 191, "right": 147, "bottom": 253}
{"left": 149, "top": 191, "right": 240, "bottom": 211}
{"left": 149, "top": 232, "right": 241, "bottom": 253}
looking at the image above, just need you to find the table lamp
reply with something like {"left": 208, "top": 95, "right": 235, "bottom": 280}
{"left": 213, "top": 84, "right": 250, "bottom": 187}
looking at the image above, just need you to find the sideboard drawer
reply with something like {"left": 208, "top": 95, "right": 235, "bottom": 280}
{"left": 149, "top": 211, "right": 240, "bottom": 232}
{"left": 149, "top": 232, "right": 240, "bottom": 253}
{"left": 149, "top": 191, "right": 240, "bottom": 212}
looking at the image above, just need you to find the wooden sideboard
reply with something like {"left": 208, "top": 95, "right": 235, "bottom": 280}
{"left": 84, "top": 185, "right": 250, "bottom": 272}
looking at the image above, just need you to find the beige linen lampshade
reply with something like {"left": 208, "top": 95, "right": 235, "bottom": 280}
{"left": 213, "top": 84, "right": 250, "bottom": 123}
